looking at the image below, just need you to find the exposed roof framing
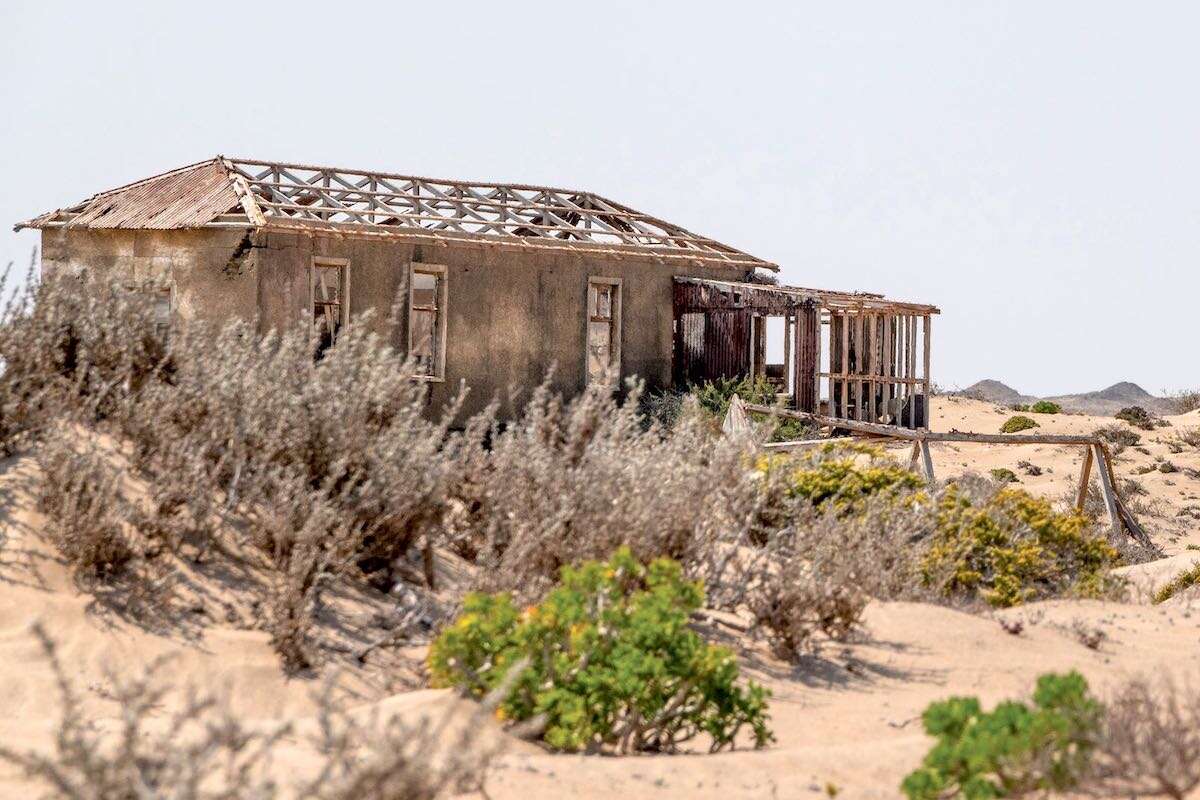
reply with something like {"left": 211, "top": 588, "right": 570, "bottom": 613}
{"left": 17, "top": 157, "right": 775, "bottom": 270}
{"left": 674, "top": 277, "right": 940, "bottom": 315}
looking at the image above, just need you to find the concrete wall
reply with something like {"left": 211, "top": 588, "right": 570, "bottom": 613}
{"left": 41, "top": 226, "right": 755, "bottom": 419}
{"left": 39, "top": 227, "right": 258, "bottom": 324}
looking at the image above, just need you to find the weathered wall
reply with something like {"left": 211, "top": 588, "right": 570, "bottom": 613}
{"left": 40, "top": 225, "right": 756, "bottom": 419}
{"left": 256, "top": 231, "right": 753, "bottom": 418}
{"left": 39, "top": 227, "right": 258, "bottom": 324}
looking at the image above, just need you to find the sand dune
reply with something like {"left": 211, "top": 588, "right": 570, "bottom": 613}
{"left": 0, "top": 396, "right": 1198, "bottom": 798}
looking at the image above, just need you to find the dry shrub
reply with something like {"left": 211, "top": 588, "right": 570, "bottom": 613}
{"left": 0, "top": 622, "right": 285, "bottom": 800}
{"left": 1165, "top": 388, "right": 1200, "bottom": 415}
{"left": 34, "top": 428, "right": 135, "bottom": 579}
{"left": 1092, "top": 423, "right": 1140, "bottom": 454}
{"left": 1174, "top": 425, "right": 1200, "bottom": 449}
{"left": 1085, "top": 674, "right": 1200, "bottom": 800}
{"left": 456, "top": 381, "right": 765, "bottom": 601}
{"left": 0, "top": 268, "right": 169, "bottom": 453}
{"left": 737, "top": 476, "right": 935, "bottom": 658}
{"left": 0, "top": 623, "right": 498, "bottom": 800}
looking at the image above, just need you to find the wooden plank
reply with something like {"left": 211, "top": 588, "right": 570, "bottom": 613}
{"left": 908, "top": 440, "right": 921, "bottom": 471}
{"left": 840, "top": 312, "right": 849, "bottom": 420}
{"left": 739, "top": 402, "right": 1110, "bottom": 444}
{"left": 813, "top": 310, "right": 822, "bottom": 414}
{"left": 902, "top": 311, "right": 912, "bottom": 429}
{"left": 1075, "top": 446, "right": 1094, "bottom": 513}
{"left": 783, "top": 313, "right": 792, "bottom": 396}
{"left": 922, "top": 315, "right": 932, "bottom": 430}
{"left": 920, "top": 440, "right": 935, "bottom": 482}
{"left": 1092, "top": 443, "right": 1120, "bottom": 529}
{"left": 867, "top": 313, "right": 877, "bottom": 424}
{"left": 762, "top": 436, "right": 855, "bottom": 451}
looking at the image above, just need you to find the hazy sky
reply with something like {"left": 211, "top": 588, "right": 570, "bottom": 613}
{"left": 2, "top": 2, "right": 1196, "bottom": 396}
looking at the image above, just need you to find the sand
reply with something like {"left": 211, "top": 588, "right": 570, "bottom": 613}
{"left": 0, "top": 397, "right": 1198, "bottom": 798}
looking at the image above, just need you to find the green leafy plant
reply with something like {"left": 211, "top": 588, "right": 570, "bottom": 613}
{"left": 691, "top": 375, "right": 778, "bottom": 419}
{"left": 1000, "top": 415, "right": 1039, "bottom": 434}
{"left": 923, "top": 484, "right": 1119, "bottom": 607}
{"left": 428, "top": 548, "right": 773, "bottom": 754}
{"left": 901, "top": 671, "right": 1103, "bottom": 799}
{"left": 1029, "top": 400, "right": 1061, "bottom": 414}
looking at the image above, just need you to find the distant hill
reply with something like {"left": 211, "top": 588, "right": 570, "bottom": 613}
{"left": 957, "top": 380, "right": 1036, "bottom": 406}
{"left": 1044, "top": 382, "right": 1173, "bottom": 416}
{"left": 956, "top": 380, "right": 1173, "bottom": 416}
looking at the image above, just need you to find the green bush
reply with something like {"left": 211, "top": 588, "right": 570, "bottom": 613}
{"left": 760, "top": 443, "right": 924, "bottom": 514}
{"left": 691, "top": 375, "right": 778, "bottom": 419}
{"left": 1114, "top": 406, "right": 1154, "bottom": 431}
{"left": 923, "top": 484, "right": 1119, "bottom": 607}
{"left": 1030, "top": 400, "right": 1061, "bottom": 414}
{"left": 1000, "top": 415, "right": 1039, "bottom": 434}
{"left": 989, "top": 468, "right": 1018, "bottom": 484}
{"left": 901, "top": 671, "right": 1102, "bottom": 799}
{"left": 428, "top": 548, "right": 773, "bottom": 754}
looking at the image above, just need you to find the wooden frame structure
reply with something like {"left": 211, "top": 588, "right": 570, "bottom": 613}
{"left": 738, "top": 400, "right": 1154, "bottom": 548}
{"left": 674, "top": 278, "right": 939, "bottom": 429}
{"left": 18, "top": 157, "right": 775, "bottom": 271}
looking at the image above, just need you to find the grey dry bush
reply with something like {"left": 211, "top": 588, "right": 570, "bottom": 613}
{"left": 1085, "top": 674, "right": 1200, "bottom": 800}
{"left": 0, "top": 623, "right": 497, "bottom": 800}
{"left": 34, "top": 427, "right": 136, "bottom": 581}
{"left": 453, "top": 380, "right": 767, "bottom": 602}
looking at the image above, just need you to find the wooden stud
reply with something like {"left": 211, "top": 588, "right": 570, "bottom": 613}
{"left": 1092, "top": 444, "right": 1120, "bottom": 529}
{"left": 920, "top": 440, "right": 935, "bottom": 482}
{"left": 1075, "top": 446, "right": 1094, "bottom": 513}
{"left": 922, "top": 315, "right": 932, "bottom": 430}
{"left": 840, "top": 312, "right": 849, "bottom": 420}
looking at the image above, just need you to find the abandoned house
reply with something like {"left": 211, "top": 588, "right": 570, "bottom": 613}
{"left": 16, "top": 157, "right": 938, "bottom": 425}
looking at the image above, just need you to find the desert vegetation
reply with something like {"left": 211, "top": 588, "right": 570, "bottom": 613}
{"left": 0, "top": 270, "right": 1192, "bottom": 795}
{"left": 903, "top": 670, "right": 1200, "bottom": 799}
{"left": 1000, "top": 415, "right": 1039, "bottom": 433}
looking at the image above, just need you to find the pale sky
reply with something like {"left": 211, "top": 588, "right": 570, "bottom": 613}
{"left": 2, "top": 1, "right": 1196, "bottom": 396}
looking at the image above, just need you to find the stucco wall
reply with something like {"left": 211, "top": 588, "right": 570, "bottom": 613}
{"left": 257, "top": 231, "right": 752, "bottom": 418}
{"left": 39, "top": 227, "right": 258, "bottom": 324}
{"left": 40, "top": 226, "right": 756, "bottom": 419}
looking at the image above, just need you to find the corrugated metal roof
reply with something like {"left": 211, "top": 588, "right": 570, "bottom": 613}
{"left": 63, "top": 160, "right": 241, "bottom": 230}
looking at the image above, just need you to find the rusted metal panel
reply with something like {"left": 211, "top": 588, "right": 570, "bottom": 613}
{"left": 66, "top": 160, "right": 240, "bottom": 230}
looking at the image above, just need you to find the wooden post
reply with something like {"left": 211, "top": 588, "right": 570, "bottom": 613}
{"left": 782, "top": 312, "right": 793, "bottom": 396}
{"left": 922, "top": 314, "right": 932, "bottom": 430}
{"left": 919, "top": 439, "right": 935, "bottom": 482}
{"left": 908, "top": 440, "right": 921, "bottom": 472}
{"left": 907, "top": 314, "right": 917, "bottom": 428}
{"left": 840, "top": 312, "right": 849, "bottom": 419}
{"left": 813, "top": 308, "right": 822, "bottom": 414}
{"left": 867, "top": 313, "right": 877, "bottom": 424}
{"left": 1075, "top": 446, "right": 1094, "bottom": 513}
{"left": 1092, "top": 443, "right": 1120, "bottom": 529}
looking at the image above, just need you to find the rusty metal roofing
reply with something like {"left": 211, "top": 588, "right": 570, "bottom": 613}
{"left": 17, "top": 157, "right": 775, "bottom": 270}
{"left": 675, "top": 277, "right": 940, "bottom": 314}
{"left": 28, "top": 160, "right": 243, "bottom": 231}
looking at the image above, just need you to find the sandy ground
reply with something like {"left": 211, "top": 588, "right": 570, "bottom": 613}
{"left": 0, "top": 398, "right": 1197, "bottom": 798}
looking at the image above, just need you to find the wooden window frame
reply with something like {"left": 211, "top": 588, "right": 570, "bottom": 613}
{"left": 311, "top": 257, "right": 350, "bottom": 336}
{"left": 585, "top": 276, "right": 622, "bottom": 386}
{"left": 408, "top": 263, "right": 448, "bottom": 382}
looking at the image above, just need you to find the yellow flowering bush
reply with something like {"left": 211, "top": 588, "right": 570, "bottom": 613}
{"left": 923, "top": 484, "right": 1120, "bottom": 607}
